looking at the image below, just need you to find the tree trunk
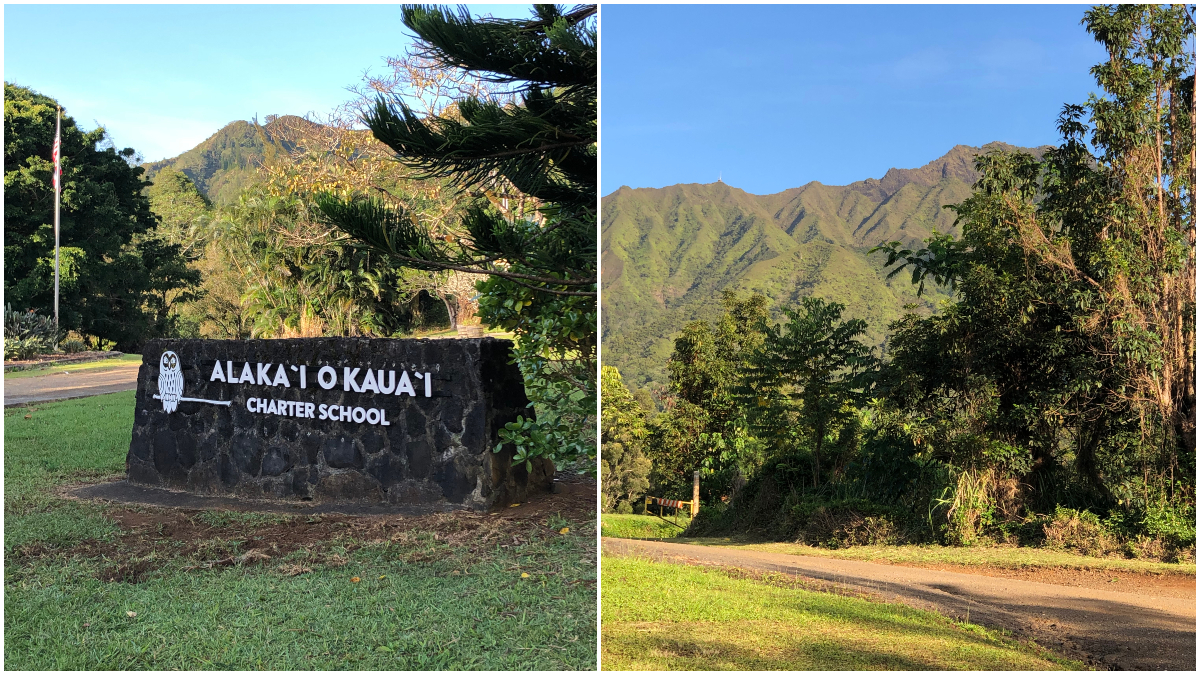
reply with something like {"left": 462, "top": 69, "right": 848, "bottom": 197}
{"left": 812, "top": 422, "right": 823, "bottom": 489}
{"left": 1075, "top": 417, "right": 1110, "bottom": 503}
{"left": 439, "top": 293, "right": 458, "bottom": 330}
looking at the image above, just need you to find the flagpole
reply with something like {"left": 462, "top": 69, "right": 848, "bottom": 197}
{"left": 54, "top": 106, "right": 61, "bottom": 327}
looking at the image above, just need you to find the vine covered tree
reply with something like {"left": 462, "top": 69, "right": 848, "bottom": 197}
{"left": 875, "top": 4, "right": 1194, "bottom": 537}
{"left": 317, "top": 4, "right": 597, "bottom": 470}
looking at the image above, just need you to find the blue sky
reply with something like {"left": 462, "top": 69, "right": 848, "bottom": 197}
{"left": 4, "top": 4, "right": 530, "bottom": 162}
{"left": 601, "top": 4, "right": 1111, "bottom": 196}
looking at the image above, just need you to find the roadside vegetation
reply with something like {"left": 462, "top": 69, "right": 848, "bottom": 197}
{"left": 666, "top": 537, "right": 1194, "bottom": 577}
{"left": 601, "top": 555, "right": 1082, "bottom": 671}
{"left": 601, "top": 5, "right": 1195, "bottom": 565}
{"left": 600, "top": 514, "right": 690, "bottom": 540}
{"left": 4, "top": 391, "right": 597, "bottom": 670}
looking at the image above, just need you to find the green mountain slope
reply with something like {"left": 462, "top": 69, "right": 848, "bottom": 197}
{"left": 601, "top": 142, "right": 1047, "bottom": 389}
{"left": 142, "top": 116, "right": 309, "bottom": 205}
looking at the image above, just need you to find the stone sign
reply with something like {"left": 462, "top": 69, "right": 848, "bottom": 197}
{"left": 126, "top": 337, "right": 551, "bottom": 510}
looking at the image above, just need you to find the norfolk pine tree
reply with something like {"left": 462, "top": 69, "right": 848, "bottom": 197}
{"left": 316, "top": 5, "right": 597, "bottom": 470}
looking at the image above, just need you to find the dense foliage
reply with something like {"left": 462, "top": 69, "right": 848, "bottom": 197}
{"left": 741, "top": 297, "right": 877, "bottom": 489}
{"left": 873, "top": 3, "right": 1194, "bottom": 546}
{"left": 644, "top": 291, "right": 768, "bottom": 504}
{"left": 318, "top": 4, "right": 598, "bottom": 472}
{"left": 4, "top": 83, "right": 198, "bottom": 350}
{"left": 147, "top": 173, "right": 455, "bottom": 340}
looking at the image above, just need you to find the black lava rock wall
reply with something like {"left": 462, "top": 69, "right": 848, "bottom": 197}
{"left": 126, "top": 337, "right": 551, "bottom": 510}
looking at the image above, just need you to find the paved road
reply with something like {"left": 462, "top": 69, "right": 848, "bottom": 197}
{"left": 603, "top": 537, "right": 1195, "bottom": 670}
{"left": 4, "top": 363, "right": 141, "bottom": 406}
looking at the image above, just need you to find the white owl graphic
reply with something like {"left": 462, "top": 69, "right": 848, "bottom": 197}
{"left": 157, "top": 351, "right": 184, "bottom": 413}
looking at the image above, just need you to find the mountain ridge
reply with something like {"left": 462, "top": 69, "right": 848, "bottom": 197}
{"left": 601, "top": 141, "right": 1049, "bottom": 389}
{"left": 142, "top": 115, "right": 314, "bottom": 205}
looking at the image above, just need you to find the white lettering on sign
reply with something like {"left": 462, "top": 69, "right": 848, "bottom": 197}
{"left": 396, "top": 371, "right": 415, "bottom": 396}
{"left": 344, "top": 367, "right": 361, "bottom": 392}
{"left": 317, "top": 366, "right": 337, "bottom": 389}
{"left": 207, "top": 361, "right": 434, "bottom": 398}
{"left": 247, "top": 397, "right": 390, "bottom": 425}
{"left": 154, "top": 352, "right": 439, "bottom": 425}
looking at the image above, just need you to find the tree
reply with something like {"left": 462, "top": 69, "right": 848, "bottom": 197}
{"left": 209, "top": 189, "right": 452, "bottom": 339}
{"left": 314, "top": 3, "right": 595, "bottom": 293}
{"left": 874, "top": 5, "right": 1194, "bottom": 533}
{"left": 601, "top": 366, "right": 652, "bottom": 512}
{"left": 1071, "top": 5, "right": 1195, "bottom": 484}
{"left": 649, "top": 291, "right": 770, "bottom": 500}
{"left": 741, "top": 297, "right": 877, "bottom": 488}
{"left": 4, "top": 83, "right": 198, "bottom": 349}
{"left": 316, "top": 4, "right": 597, "bottom": 470}
{"left": 146, "top": 170, "right": 213, "bottom": 260}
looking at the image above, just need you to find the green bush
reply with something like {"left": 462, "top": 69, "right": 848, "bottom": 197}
{"left": 57, "top": 338, "right": 88, "bottom": 354}
{"left": 1040, "top": 506, "right": 1118, "bottom": 557}
{"left": 1143, "top": 501, "right": 1196, "bottom": 549}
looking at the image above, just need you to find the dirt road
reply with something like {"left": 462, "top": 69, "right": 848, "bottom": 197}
{"left": 604, "top": 537, "right": 1195, "bottom": 670}
{"left": 3, "top": 363, "right": 141, "bottom": 406}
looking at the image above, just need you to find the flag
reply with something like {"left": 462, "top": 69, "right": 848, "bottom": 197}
{"left": 51, "top": 117, "right": 61, "bottom": 191}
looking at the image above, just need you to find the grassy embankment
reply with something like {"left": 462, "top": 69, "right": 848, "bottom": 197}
{"left": 601, "top": 513, "right": 691, "bottom": 540}
{"left": 672, "top": 538, "right": 1196, "bottom": 576}
{"left": 5, "top": 391, "right": 595, "bottom": 670}
{"left": 601, "top": 555, "right": 1082, "bottom": 670}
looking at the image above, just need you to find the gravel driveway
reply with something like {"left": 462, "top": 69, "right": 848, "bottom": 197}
{"left": 3, "top": 362, "right": 141, "bottom": 406}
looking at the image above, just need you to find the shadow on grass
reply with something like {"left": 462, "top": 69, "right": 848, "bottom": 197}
{"left": 601, "top": 554, "right": 1081, "bottom": 671}
{"left": 601, "top": 619, "right": 1066, "bottom": 671}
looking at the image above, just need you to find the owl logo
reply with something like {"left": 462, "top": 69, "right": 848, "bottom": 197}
{"left": 157, "top": 351, "right": 184, "bottom": 413}
{"left": 151, "top": 351, "right": 231, "bottom": 413}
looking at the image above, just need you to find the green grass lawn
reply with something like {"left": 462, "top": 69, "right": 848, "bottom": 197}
{"left": 601, "top": 555, "right": 1083, "bottom": 671}
{"left": 5, "top": 392, "right": 596, "bottom": 670}
{"left": 600, "top": 513, "right": 690, "bottom": 540}
{"left": 669, "top": 537, "right": 1195, "bottom": 576}
{"left": 5, "top": 353, "right": 142, "bottom": 379}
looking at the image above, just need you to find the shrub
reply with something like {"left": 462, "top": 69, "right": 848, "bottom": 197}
{"left": 58, "top": 338, "right": 88, "bottom": 354}
{"left": 934, "top": 467, "right": 1027, "bottom": 546}
{"left": 3, "top": 305, "right": 60, "bottom": 358}
{"left": 1142, "top": 501, "right": 1196, "bottom": 549}
{"left": 5, "top": 337, "right": 45, "bottom": 360}
{"left": 803, "top": 507, "right": 907, "bottom": 547}
{"left": 1042, "top": 506, "right": 1119, "bottom": 557}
